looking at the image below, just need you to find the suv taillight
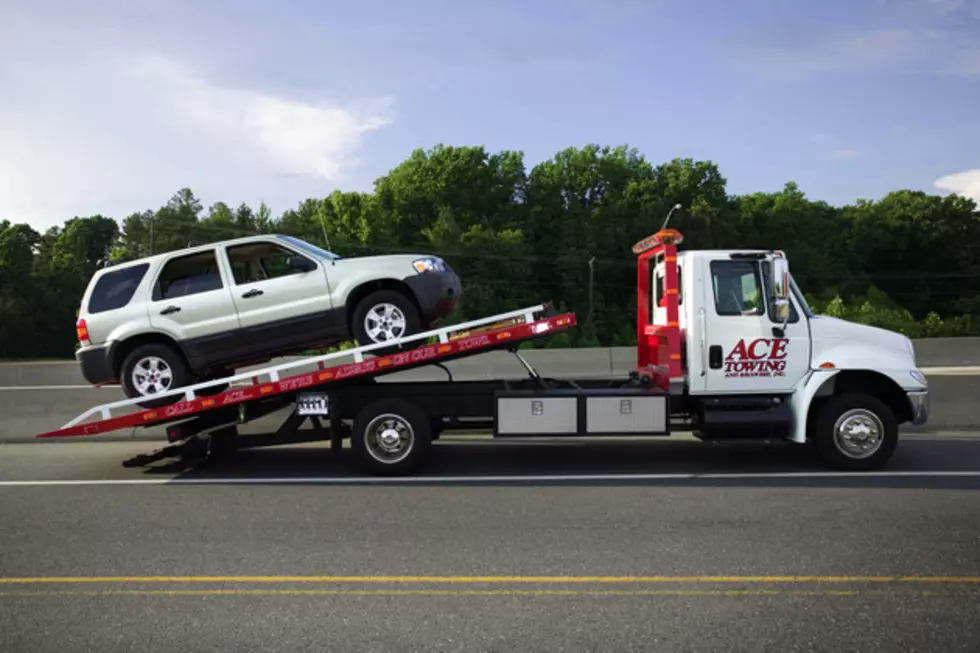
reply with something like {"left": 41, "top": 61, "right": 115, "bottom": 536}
{"left": 76, "top": 318, "right": 91, "bottom": 346}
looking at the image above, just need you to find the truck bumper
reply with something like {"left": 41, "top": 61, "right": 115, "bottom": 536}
{"left": 76, "top": 344, "right": 116, "bottom": 386}
{"left": 906, "top": 390, "right": 929, "bottom": 426}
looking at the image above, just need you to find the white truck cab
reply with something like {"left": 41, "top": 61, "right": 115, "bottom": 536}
{"left": 643, "top": 231, "right": 929, "bottom": 469}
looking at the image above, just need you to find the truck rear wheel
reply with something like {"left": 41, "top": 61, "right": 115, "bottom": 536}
{"left": 811, "top": 393, "right": 898, "bottom": 471}
{"left": 351, "top": 399, "right": 431, "bottom": 476}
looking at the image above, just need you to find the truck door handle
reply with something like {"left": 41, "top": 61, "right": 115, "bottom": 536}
{"left": 159, "top": 305, "right": 181, "bottom": 316}
{"left": 242, "top": 289, "right": 264, "bottom": 299}
{"left": 709, "top": 345, "right": 722, "bottom": 369}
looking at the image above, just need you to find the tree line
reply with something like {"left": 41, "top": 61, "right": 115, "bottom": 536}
{"left": 2, "top": 144, "right": 979, "bottom": 359}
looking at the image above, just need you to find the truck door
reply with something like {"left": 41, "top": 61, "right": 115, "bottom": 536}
{"left": 699, "top": 255, "right": 810, "bottom": 395}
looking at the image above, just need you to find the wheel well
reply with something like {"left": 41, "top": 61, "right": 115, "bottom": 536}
{"left": 111, "top": 333, "right": 189, "bottom": 377}
{"left": 809, "top": 369, "right": 913, "bottom": 425}
{"left": 345, "top": 279, "right": 421, "bottom": 330}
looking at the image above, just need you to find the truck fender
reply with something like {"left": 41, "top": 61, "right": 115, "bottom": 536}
{"left": 789, "top": 368, "right": 840, "bottom": 443}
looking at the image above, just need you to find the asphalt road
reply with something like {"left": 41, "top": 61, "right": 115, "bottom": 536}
{"left": 2, "top": 435, "right": 980, "bottom": 652}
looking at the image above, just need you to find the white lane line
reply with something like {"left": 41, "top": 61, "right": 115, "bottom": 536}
{"left": 0, "top": 382, "right": 251, "bottom": 391}
{"left": 0, "top": 385, "right": 121, "bottom": 390}
{"left": 2, "top": 365, "right": 980, "bottom": 391}
{"left": 2, "top": 470, "right": 980, "bottom": 487}
{"left": 923, "top": 366, "right": 980, "bottom": 375}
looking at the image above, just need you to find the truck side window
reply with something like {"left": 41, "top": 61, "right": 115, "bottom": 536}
{"left": 710, "top": 260, "right": 763, "bottom": 316}
{"left": 226, "top": 242, "right": 314, "bottom": 284}
{"left": 652, "top": 258, "right": 683, "bottom": 313}
{"left": 153, "top": 250, "right": 224, "bottom": 301}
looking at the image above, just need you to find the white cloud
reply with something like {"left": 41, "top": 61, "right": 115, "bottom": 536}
{"left": 131, "top": 54, "right": 394, "bottom": 181}
{"left": 732, "top": 27, "right": 980, "bottom": 80}
{"left": 0, "top": 8, "right": 394, "bottom": 230}
{"left": 934, "top": 169, "right": 980, "bottom": 202}
{"left": 922, "top": 0, "right": 980, "bottom": 17}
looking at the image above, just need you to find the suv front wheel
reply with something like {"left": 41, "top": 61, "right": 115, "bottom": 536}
{"left": 351, "top": 290, "right": 423, "bottom": 353}
{"left": 120, "top": 343, "right": 190, "bottom": 408}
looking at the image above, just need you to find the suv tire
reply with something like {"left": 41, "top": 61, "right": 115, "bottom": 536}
{"left": 351, "top": 290, "right": 422, "bottom": 353}
{"left": 120, "top": 343, "right": 191, "bottom": 408}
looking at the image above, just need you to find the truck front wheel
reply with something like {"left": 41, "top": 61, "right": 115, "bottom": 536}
{"left": 351, "top": 399, "right": 432, "bottom": 476}
{"left": 811, "top": 394, "right": 898, "bottom": 471}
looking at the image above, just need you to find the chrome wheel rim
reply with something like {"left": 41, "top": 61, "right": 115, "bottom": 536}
{"left": 364, "top": 413, "right": 414, "bottom": 464}
{"left": 833, "top": 408, "right": 884, "bottom": 459}
{"left": 131, "top": 356, "right": 173, "bottom": 396}
{"left": 364, "top": 303, "right": 407, "bottom": 342}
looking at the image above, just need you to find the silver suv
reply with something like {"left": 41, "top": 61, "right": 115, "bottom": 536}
{"left": 75, "top": 234, "right": 461, "bottom": 405}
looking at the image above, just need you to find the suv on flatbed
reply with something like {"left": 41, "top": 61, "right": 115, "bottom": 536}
{"left": 75, "top": 234, "right": 462, "bottom": 405}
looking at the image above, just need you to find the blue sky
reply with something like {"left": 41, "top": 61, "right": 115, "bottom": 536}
{"left": 1, "top": 0, "right": 978, "bottom": 229}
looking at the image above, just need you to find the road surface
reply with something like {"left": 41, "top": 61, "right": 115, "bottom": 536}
{"left": 1, "top": 433, "right": 979, "bottom": 652}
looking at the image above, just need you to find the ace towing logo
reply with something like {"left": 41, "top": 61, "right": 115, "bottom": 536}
{"left": 724, "top": 338, "right": 788, "bottom": 378}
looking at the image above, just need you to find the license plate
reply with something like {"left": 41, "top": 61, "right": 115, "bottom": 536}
{"left": 296, "top": 393, "right": 329, "bottom": 416}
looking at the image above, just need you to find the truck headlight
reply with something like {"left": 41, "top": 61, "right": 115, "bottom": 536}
{"left": 413, "top": 257, "right": 446, "bottom": 274}
{"left": 910, "top": 370, "right": 928, "bottom": 387}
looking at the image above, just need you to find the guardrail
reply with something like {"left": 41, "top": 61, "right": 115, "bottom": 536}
{"left": 2, "top": 340, "right": 980, "bottom": 441}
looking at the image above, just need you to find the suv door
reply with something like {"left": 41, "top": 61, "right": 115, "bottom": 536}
{"left": 222, "top": 240, "right": 335, "bottom": 356}
{"left": 148, "top": 248, "right": 241, "bottom": 370}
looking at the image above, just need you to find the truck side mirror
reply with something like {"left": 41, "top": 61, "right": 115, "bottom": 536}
{"left": 771, "top": 257, "right": 791, "bottom": 327}
{"left": 773, "top": 299, "right": 790, "bottom": 323}
{"left": 772, "top": 257, "right": 790, "bottom": 300}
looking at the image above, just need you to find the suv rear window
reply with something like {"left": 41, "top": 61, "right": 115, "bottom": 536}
{"left": 87, "top": 263, "right": 150, "bottom": 314}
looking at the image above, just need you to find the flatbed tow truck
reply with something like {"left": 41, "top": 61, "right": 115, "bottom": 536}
{"left": 38, "top": 227, "right": 930, "bottom": 475}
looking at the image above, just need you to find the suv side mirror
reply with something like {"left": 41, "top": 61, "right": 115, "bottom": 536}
{"left": 771, "top": 257, "right": 791, "bottom": 324}
{"left": 288, "top": 256, "right": 316, "bottom": 273}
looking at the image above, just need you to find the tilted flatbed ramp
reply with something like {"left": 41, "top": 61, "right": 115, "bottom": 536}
{"left": 38, "top": 305, "right": 576, "bottom": 439}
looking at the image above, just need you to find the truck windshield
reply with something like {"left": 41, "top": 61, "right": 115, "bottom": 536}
{"left": 278, "top": 235, "right": 342, "bottom": 260}
{"left": 790, "top": 276, "right": 814, "bottom": 317}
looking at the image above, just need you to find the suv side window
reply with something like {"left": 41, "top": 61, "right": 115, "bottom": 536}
{"left": 153, "top": 250, "right": 224, "bottom": 301}
{"left": 710, "top": 260, "right": 763, "bottom": 316}
{"left": 226, "top": 242, "right": 314, "bottom": 285}
{"left": 87, "top": 263, "right": 150, "bottom": 314}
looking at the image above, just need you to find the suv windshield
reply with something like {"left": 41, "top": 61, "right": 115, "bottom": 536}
{"left": 278, "top": 235, "right": 342, "bottom": 260}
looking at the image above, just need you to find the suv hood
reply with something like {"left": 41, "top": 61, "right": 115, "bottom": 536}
{"left": 331, "top": 254, "right": 435, "bottom": 265}
{"left": 809, "top": 315, "right": 916, "bottom": 364}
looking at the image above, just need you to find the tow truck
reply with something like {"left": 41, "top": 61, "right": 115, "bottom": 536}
{"left": 38, "top": 226, "right": 930, "bottom": 475}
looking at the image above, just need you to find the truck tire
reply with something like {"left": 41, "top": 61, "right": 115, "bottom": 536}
{"left": 811, "top": 393, "right": 898, "bottom": 471}
{"left": 351, "top": 398, "right": 431, "bottom": 476}
{"left": 120, "top": 343, "right": 191, "bottom": 409}
{"left": 351, "top": 290, "right": 422, "bottom": 353}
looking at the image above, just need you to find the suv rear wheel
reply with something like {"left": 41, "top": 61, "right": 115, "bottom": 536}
{"left": 120, "top": 343, "right": 190, "bottom": 408}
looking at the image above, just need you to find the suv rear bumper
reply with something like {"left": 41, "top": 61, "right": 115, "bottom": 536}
{"left": 404, "top": 270, "right": 463, "bottom": 320}
{"left": 76, "top": 345, "right": 116, "bottom": 386}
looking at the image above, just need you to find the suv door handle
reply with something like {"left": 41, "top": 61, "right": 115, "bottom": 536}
{"left": 242, "top": 289, "right": 264, "bottom": 299}
{"left": 160, "top": 305, "right": 181, "bottom": 316}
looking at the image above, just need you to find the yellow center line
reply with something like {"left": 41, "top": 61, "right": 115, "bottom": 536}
{"left": 0, "top": 589, "right": 938, "bottom": 598}
{"left": 1, "top": 575, "right": 979, "bottom": 585}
